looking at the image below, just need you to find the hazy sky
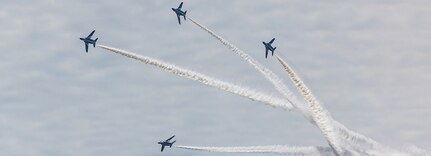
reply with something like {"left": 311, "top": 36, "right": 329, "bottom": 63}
{"left": 0, "top": 1, "right": 430, "bottom": 156}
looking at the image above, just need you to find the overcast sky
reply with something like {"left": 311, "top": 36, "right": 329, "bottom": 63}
{"left": 0, "top": 0, "right": 430, "bottom": 156}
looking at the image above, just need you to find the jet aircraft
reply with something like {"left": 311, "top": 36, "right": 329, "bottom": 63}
{"left": 158, "top": 135, "right": 176, "bottom": 152}
{"left": 262, "top": 38, "right": 277, "bottom": 58}
{"left": 80, "top": 30, "right": 98, "bottom": 53}
{"left": 171, "top": 2, "right": 187, "bottom": 24}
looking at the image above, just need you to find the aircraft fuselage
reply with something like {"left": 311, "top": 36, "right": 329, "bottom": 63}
{"left": 263, "top": 42, "right": 275, "bottom": 52}
{"left": 158, "top": 141, "right": 173, "bottom": 147}
{"left": 80, "top": 38, "right": 96, "bottom": 44}
{"left": 172, "top": 8, "right": 186, "bottom": 16}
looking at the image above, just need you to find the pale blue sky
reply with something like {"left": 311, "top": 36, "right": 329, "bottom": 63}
{"left": 0, "top": 1, "right": 430, "bottom": 156}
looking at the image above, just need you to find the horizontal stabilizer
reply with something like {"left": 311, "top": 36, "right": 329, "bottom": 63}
{"left": 94, "top": 38, "right": 98, "bottom": 47}
{"left": 272, "top": 47, "right": 276, "bottom": 56}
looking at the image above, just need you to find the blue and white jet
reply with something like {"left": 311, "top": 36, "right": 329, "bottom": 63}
{"left": 158, "top": 135, "right": 176, "bottom": 152}
{"left": 171, "top": 2, "right": 187, "bottom": 25}
{"left": 80, "top": 30, "right": 98, "bottom": 53}
{"left": 262, "top": 38, "right": 277, "bottom": 58}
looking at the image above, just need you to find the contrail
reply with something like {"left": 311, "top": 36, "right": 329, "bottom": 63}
{"left": 333, "top": 121, "right": 383, "bottom": 152}
{"left": 275, "top": 55, "right": 346, "bottom": 155}
{"left": 274, "top": 55, "right": 394, "bottom": 155}
{"left": 176, "top": 145, "right": 335, "bottom": 156}
{"left": 187, "top": 17, "right": 343, "bottom": 155}
{"left": 187, "top": 17, "right": 318, "bottom": 127}
{"left": 187, "top": 17, "right": 304, "bottom": 110}
{"left": 273, "top": 55, "right": 429, "bottom": 155}
{"left": 98, "top": 45, "right": 293, "bottom": 110}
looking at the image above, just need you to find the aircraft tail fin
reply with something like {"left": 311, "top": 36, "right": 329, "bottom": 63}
{"left": 265, "top": 49, "right": 269, "bottom": 59}
{"left": 170, "top": 141, "right": 176, "bottom": 147}
{"left": 184, "top": 11, "right": 187, "bottom": 20}
{"left": 94, "top": 38, "right": 98, "bottom": 47}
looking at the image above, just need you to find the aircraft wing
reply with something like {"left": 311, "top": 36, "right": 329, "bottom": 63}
{"left": 265, "top": 48, "right": 269, "bottom": 58}
{"left": 161, "top": 145, "right": 165, "bottom": 152}
{"left": 85, "top": 43, "right": 89, "bottom": 52}
{"left": 269, "top": 38, "right": 275, "bottom": 44}
{"left": 177, "top": 15, "right": 181, "bottom": 24}
{"left": 87, "top": 30, "right": 95, "bottom": 39}
{"left": 178, "top": 2, "right": 183, "bottom": 9}
{"left": 166, "top": 135, "right": 175, "bottom": 141}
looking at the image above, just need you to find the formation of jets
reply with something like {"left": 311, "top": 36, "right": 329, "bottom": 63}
{"left": 158, "top": 135, "right": 176, "bottom": 152}
{"left": 80, "top": 2, "right": 277, "bottom": 58}
{"left": 79, "top": 2, "right": 278, "bottom": 152}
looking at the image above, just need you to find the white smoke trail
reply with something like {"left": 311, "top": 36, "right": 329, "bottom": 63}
{"left": 276, "top": 55, "right": 429, "bottom": 155}
{"left": 97, "top": 45, "right": 431, "bottom": 156}
{"left": 333, "top": 121, "right": 383, "bottom": 152}
{"left": 275, "top": 55, "right": 347, "bottom": 155}
{"left": 402, "top": 146, "right": 431, "bottom": 156}
{"left": 187, "top": 17, "right": 303, "bottom": 110}
{"left": 188, "top": 16, "right": 316, "bottom": 127}
{"left": 187, "top": 17, "right": 342, "bottom": 155}
{"left": 98, "top": 45, "right": 293, "bottom": 110}
{"left": 276, "top": 54, "right": 402, "bottom": 155}
{"left": 176, "top": 145, "right": 335, "bottom": 156}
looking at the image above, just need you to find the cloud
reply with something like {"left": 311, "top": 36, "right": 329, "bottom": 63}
{"left": 0, "top": 1, "right": 430, "bottom": 156}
